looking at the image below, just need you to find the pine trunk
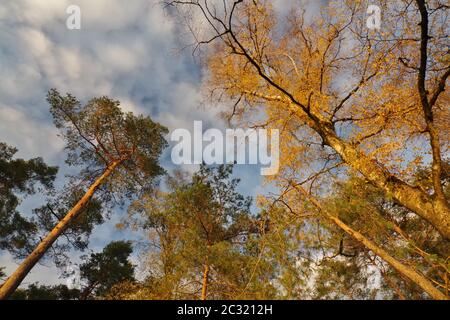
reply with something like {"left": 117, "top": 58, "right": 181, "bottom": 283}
{"left": 201, "top": 263, "right": 210, "bottom": 300}
{"left": 294, "top": 184, "right": 448, "bottom": 300}
{"left": 0, "top": 160, "right": 121, "bottom": 300}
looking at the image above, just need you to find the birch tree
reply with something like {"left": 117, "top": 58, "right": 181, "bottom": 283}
{"left": 167, "top": 0, "right": 450, "bottom": 239}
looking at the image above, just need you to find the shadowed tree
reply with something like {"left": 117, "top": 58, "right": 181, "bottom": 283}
{"left": 0, "top": 142, "right": 57, "bottom": 256}
{"left": 79, "top": 241, "right": 135, "bottom": 300}
{"left": 0, "top": 90, "right": 167, "bottom": 299}
{"left": 10, "top": 283, "right": 81, "bottom": 300}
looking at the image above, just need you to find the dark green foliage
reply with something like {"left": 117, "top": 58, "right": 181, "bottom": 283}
{"left": 47, "top": 89, "right": 168, "bottom": 203}
{"left": 125, "top": 165, "right": 276, "bottom": 299}
{"left": 79, "top": 241, "right": 135, "bottom": 299}
{"left": 32, "top": 190, "right": 104, "bottom": 266}
{"left": 0, "top": 142, "right": 58, "bottom": 256}
{"left": 9, "top": 283, "right": 80, "bottom": 300}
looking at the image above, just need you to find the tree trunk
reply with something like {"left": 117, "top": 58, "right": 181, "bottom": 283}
{"left": 329, "top": 213, "right": 447, "bottom": 300}
{"left": 318, "top": 123, "right": 450, "bottom": 240}
{"left": 293, "top": 184, "right": 448, "bottom": 300}
{"left": 201, "top": 263, "right": 210, "bottom": 300}
{"left": 0, "top": 160, "right": 121, "bottom": 300}
{"left": 79, "top": 280, "right": 99, "bottom": 300}
{"left": 228, "top": 20, "right": 450, "bottom": 239}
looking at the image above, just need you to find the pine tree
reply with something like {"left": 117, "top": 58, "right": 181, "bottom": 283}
{"left": 0, "top": 90, "right": 167, "bottom": 299}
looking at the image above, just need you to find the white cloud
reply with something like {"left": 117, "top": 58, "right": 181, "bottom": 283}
{"left": 0, "top": 104, "right": 64, "bottom": 161}
{"left": 0, "top": 0, "right": 214, "bottom": 286}
{"left": 19, "top": 27, "right": 53, "bottom": 57}
{"left": 9, "top": 0, "right": 70, "bottom": 27}
{"left": 0, "top": 0, "right": 276, "bottom": 287}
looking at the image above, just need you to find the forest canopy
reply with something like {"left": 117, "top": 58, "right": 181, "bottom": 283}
{"left": 0, "top": 0, "right": 448, "bottom": 300}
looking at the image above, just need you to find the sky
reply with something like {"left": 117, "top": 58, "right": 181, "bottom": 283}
{"left": 0, "top": 0, "right": 316, "bottom": 287}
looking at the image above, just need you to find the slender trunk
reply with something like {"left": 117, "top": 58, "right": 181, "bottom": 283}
{"left": 79, "top": 280, "right": 99, "bottom": 300}
{"left": 201, "top": 263, "right": 210, "bottom": 300}
{"left": 319, "top": 123, "right": 450, "bottom": 240}
{"left": 201, "top": 245, "right": 210, "bottom": 301}
{"left": 330, "top": 214, "right": 447, "bottom": 300}
{"left": 0, "top": 160, "right": 121, "bottom": 300}
{"left": 293, "top": 184, "right": 448, "bottom": 300}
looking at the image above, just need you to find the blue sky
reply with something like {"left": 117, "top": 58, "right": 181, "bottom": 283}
{"left": 0, "top": 0, "right": 313, "bottom": 286}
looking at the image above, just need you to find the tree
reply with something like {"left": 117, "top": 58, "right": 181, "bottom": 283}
{"left": 31, "top": 190, "right": 104, "bottom": 267}
{"left": 166, "top": 0, "right": 449, "bottom": 300}
{"left": 302, "top": 188, "right": 447, "bottom": 300}
{"left": 259, "top": 164, "right": 449, "bottom": 299}
{"left": 0, "top": 141, "right": 106, "bottom": 271}
{"left": 78, "top": 241, "right": 135, "bottom": 299}
{"left": 0, "top": 142, "right": 57, "bottom": 256}
{"left": 0, "top": 90, "right": 168, "bottom": 299}
{"left": 168, "top": 0, "right": 450, "bottom": 239}
{"left": 311, "top": 170, "right": 450, "bottom": 299}
{"left": 125, "top": 165, "right": 271, "bottom": 299}
{"left": 10, "top": 283, "right": 80, "bottom": 300}
{"left": 8, "top": 242, "right": 135, "bottom": 300}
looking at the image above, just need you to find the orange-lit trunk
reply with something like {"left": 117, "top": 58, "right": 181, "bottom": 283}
{"left": 0, "top": 160, "right": 121, "bottom": 300}
{"left": 328, "top": 212, "right": 447, "bottom": 300}
{"left": 293, "top": 184, "right": 448, "bottom": 300}
{"left": 317, "top": 122, "right": 450, "bottom": 240}
{"left": 201, "top": 263, "right": 210, "bottom": 300}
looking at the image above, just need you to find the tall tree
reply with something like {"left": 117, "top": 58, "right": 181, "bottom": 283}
{"left": 0, "top": 90, "right": 167, "bottom": 299}
{"left": 126, "top": 165, "right": 270, "bottom": 299}
{"left": 31, "top": 190, "right": 105, "bottom": 268}
{"left": 168, "top": 0, "right": 450, "bottom": 239}
{"left": 78, "top": 241, "right": 135, "bottom": 299}
{"left": 311, "top": 169, "right": 450, "bottom": 299}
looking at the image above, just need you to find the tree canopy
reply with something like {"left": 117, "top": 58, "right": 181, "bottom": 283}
{"left": 1, "top": 0, "right": 449, "bottom": 301}
{"left": 0, "top": 142, "right": 57, "bottom": 256}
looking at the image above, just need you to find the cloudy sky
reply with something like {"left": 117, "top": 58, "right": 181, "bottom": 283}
{"left": 1, "top": 0, "right": 316, "bottom": 286}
